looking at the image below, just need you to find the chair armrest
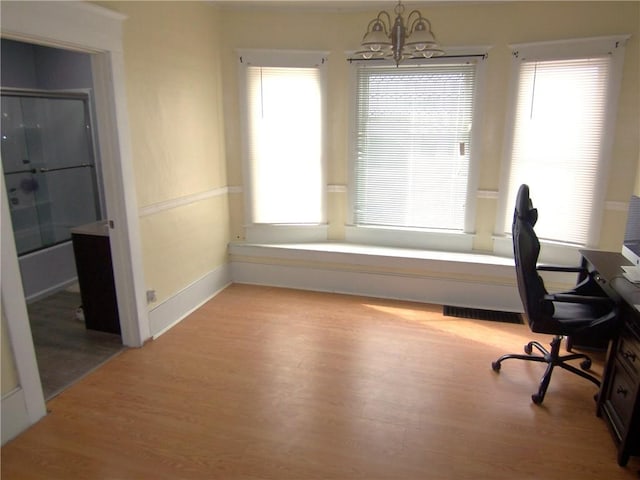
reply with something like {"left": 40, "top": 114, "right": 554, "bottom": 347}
{"left": 537, "top": 264, "right": 586, "bottom": 273}
{"left": 544, "top": 293, "right": 612, "bottom": 304}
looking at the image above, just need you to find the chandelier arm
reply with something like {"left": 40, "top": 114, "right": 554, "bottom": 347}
{"left": 406, "top": 10, "right": 424, "bottom": 26}
{"left": 375, "top": 10, "right": 392, "bottom": 33}
{"left": 408, "top": 12, "right": 435, "bottom": 35}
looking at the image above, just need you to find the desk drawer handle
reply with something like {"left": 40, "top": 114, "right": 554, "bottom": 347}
{"left": 617, "top": 386, "right": 629, "bottom": 397}
{"left": 622, "top": 351, "right": 637, "bottom": 363}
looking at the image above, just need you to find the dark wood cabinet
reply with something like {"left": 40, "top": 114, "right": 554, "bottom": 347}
{"left": 599, "top": 301, "right": 640, "bottom": 466}
{"left": 71, "top": 221, "right": 120, "bottom": 335}
{"left": 581, "top": 250, "right": 640, "bottom": 466}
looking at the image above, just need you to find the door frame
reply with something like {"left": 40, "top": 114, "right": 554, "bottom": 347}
{"left": 1, "top": 1, "right": 149, "bottom": 431}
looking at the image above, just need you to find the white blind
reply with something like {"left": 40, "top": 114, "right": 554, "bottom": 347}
{"left": 354, "top": 63, "right": 476, "bottom": 231}
{"left": 503, "top": 56, "right": 611, "bottom": 245}
{"left": 247, "top": 66, "right": 322, "bottom": 224}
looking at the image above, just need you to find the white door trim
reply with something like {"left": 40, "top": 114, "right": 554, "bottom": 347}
{"left": 1, "top": 0, "right": 149, "bottom": 432}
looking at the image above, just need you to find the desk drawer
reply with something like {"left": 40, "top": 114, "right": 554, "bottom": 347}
{"left": 619, "top": 332, "right": 640, "bottom": 376}
{"left": 604, "top": 360, "right": 637, "bottom": 438}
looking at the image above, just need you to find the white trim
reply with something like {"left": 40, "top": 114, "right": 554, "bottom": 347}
{"left": 0, "top": 176, "right": 46, "bottom": 429}
{"left": 328, "top": 184, "right": 347, "bottom": 193}
{"left": 25, "top": 277, "right": 78, "bottom": 304}
{"left": 91, "top": 50, "right": 149, "bottom": 347}
{"left": 228, "top": 186, "right": 243, "bottom": 194}
{"left": 149, "top": 264, "right": 231, "bottom": 338}
{"left": 510, "top": 35, "right": 630, "bottom": 61}
{"left": 0, "top": 1, "right": 127, "bottom": 53}
{"left": 347, "top": 52, "right": 489, "bottom": 237}
{"left": 1, "top": 388, "right": 32, "bottom": 445}
{"left": 139, "top": 187, "right": 229, "bottom": 218}
{"left": 477, "top": 190, "right": 499, "bottom": 200}
{"left": 345, "top": 225, "right": 474, "bottom": 252}
{"left": 492, "top": 235, "right": 583, "bottom": 267}
{"left": 229, "top": 242, "right": 521, "bottom": 312}
{"left": 237, "top": 48, "right": 329, "bottom": 67}
{"left": 245, "top": 224, "right": 329, "bottom": 243}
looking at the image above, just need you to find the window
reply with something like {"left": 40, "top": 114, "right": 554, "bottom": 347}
{"left": 500, "top": 36, "right": 628, "bottom": 247}
{"left": 349, "top": 57, "right": 484, "bottom": 245}
{"left": 239, "top": 50, "right": 327, "bottom": 237}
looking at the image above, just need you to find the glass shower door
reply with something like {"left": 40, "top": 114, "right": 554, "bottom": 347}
{"left": 1, "top": 91, "right": 102, "bottom": 255}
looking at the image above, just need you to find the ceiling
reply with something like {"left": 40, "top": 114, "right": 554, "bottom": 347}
{"left": 207, "top": 1, "right": 483, "bottom": 12}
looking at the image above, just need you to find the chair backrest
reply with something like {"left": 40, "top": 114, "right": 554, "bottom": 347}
{"left": 512, "top": 184, "right": 555, "bottom": 330}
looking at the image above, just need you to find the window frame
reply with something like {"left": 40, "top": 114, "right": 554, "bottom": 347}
{"left": 237, "top": 49, "right": 329, "bottom": 243}
{"left": 346, "top": 48, "right": 488, "bottom": 251}
{"left": 496, "top": 35, "right": 629, "bottom": 257}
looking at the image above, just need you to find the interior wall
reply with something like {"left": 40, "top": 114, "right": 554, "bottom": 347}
{"left": 220, "top": 1, "right": 640, "bottom": 252}
{"left": 101, "top": 1, "right": 229, "bottom": 305}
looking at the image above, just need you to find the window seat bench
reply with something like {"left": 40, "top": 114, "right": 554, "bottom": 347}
{"left": 229, "top": 242, "right": 523, "bottom": 313}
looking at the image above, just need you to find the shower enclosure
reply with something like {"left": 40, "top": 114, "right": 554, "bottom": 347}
{"left": 1, "top": 89, "right": 103, "bottom": 299}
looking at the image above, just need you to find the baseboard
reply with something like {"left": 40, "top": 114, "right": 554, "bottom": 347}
{"left": 1, "top": 388, "right": 32, "bottom": 445}
{"left": 25, "top": 277, "right": 78, "bottom": 303}
{"left": 229, "top": 243, "right": 523, "bottom": 312}
{"left": 148, "top": 264, "right": 232, "bottom": 338}
{"left": 230, "top": 261, "right": 522, "bottom": 312}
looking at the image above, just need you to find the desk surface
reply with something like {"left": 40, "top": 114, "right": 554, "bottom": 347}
{"left": 580, "top": 249, "right": 640, "bottom": 313}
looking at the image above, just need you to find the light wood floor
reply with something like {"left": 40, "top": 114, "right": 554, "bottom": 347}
{"left": 2, "top": 284, "right": 639, "bottom": 479}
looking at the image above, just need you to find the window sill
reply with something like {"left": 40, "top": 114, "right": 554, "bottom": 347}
{"left": 344, "top": 225, "right": 474, "bottom": 252}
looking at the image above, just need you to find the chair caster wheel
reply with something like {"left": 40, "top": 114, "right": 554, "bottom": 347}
{"left": 532, "top": 393, "right": 544, "bottom": 405}
{"left": 491, "top": 361, "right": 501, "bottom": 372}
{"left": 580, "top": 359, "right": 592, "bottom": 370}
{"left": 524, "top": 343, "right": 533, "bottom": 355}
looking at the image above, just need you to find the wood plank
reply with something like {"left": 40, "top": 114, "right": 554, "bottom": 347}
{"left": 2, "top": 284, "right": 639, "bottom": 479}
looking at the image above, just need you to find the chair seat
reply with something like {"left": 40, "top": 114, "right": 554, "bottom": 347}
{"left": 529, "top": 301, "right": 616, "bottom": 337}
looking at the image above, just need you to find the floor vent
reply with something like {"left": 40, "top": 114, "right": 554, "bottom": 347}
{"left": 443, "top": 305, "right": 523, "bottom": 324}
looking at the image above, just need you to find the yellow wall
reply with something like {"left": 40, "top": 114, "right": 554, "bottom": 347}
{"left": 93, "top": 1, "right": 638, "bottom": 306}
{"left": 103, "top": 1, "right": 230, "bottom": 305}
{"left": 220, "top": 1, "right": 639, "bottom": 251}
{"left": 1, "top": 307, "right": 19, "bottom": 395}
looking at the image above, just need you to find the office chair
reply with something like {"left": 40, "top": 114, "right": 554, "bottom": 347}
{"left": 491, "top": 184, "right": 618, "bottom": 405}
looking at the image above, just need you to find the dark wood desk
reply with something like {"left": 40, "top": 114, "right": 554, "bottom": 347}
{"left": 581, "top": 249, "right": 640, "bottom": 466}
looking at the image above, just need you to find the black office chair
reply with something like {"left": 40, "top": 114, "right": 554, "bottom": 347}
{"left": 492, "top": 184, "right": 619, "bottom": 404}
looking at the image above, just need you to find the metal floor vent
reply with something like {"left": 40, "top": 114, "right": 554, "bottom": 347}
{"left": 443, "top": 306, "right": 523, "bottom": 324}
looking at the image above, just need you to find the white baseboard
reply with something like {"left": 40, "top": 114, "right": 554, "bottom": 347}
{"left": 25, "top": 277, "right": 79, "bottom": 303}
{"left": 231, "top": 261, "right": 522, "bottom": 311}
{"left": 2, "top": 388, "right": 32, "bottom": 446}
{"left": 148, "top": 264, "right": 232, "bottom": 338}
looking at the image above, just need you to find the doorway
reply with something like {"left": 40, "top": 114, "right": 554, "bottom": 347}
{"left": 1, "top": 40, "right": 124, "bottom": 400}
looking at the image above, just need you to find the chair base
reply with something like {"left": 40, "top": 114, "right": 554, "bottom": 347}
{"left": 492, "top": 335, "right": 600, "bottom": 405}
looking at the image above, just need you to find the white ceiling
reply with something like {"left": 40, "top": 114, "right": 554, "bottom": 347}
{"left": 207, "top": 1, "right": 486, "bottom": 12}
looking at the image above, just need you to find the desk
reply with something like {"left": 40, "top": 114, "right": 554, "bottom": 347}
{"left": 581, "top": 249, "right": 640, "bottom": 466}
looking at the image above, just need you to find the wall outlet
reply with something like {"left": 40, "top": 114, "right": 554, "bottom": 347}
{"left": 146, "top": 290, "right": 157, "bottom": 303}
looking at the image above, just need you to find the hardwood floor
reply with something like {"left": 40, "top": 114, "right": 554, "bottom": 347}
{"left": 2, "top": 284, "right": 639, "bottom": 479}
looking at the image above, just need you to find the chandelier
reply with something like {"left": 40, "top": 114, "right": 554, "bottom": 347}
{"left": 355, "top": 1, "right": 444, "bottom": 65}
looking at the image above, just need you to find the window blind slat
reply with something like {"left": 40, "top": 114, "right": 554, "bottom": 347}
{"left": 246, "top": 66, "right": 323, "bottom": 224}
{"left": 354, "top": 64, "right": 476, "bottom": 230}
{"left": 504, "top": 56, "right": 611, "bottom": 245}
